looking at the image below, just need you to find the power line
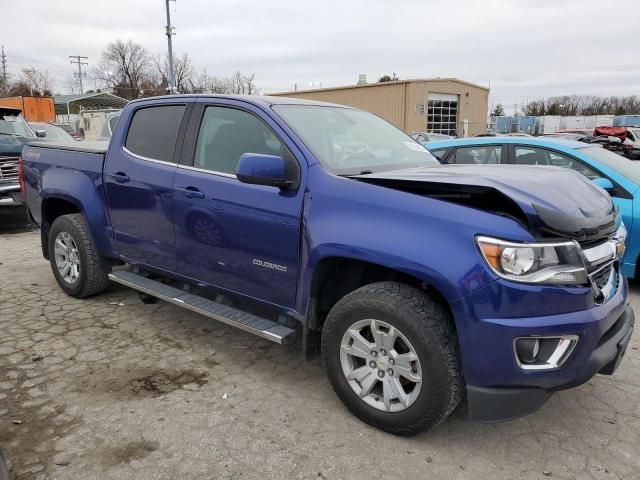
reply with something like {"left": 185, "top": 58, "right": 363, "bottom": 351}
{"left": 69, "top": 55, "right": 88, "bottom": 94}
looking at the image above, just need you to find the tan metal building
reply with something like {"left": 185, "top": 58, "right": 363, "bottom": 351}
{"left": 272, "top": 78, "right": 490, "bottom": 137}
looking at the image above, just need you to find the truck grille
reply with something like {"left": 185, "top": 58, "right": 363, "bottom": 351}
{"left": 0, "top": 156, "right": 20, "bottom": 191}
{"left": 588, "top": 263, "right": 614, "bottom": 290}
{"left": 580, "top": 237, "right": 619, "bottom": 300}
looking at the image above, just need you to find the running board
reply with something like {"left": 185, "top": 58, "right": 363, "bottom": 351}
{"left": 108, "top": 270, "right": 296, "bottom": 345}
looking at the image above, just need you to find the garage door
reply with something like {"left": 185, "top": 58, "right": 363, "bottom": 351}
{"left": 427, "top": 93, "right": 458, "bottom": 136}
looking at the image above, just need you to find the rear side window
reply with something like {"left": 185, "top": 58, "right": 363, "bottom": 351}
{"left": 125, "top": 105, "right": 186, "bottom": 162}
{"left": 453, "top": 145, "right": 502, "bottom": 164}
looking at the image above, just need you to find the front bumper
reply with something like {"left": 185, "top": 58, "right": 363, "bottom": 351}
{"left": 467, "top": 304, "right": 634, "bottom": 422}
{"left": 452, "top": 270, "right": 634, "bottom": 422}
{"left": 0, "top": 190, "right": 24, "bottom": 206}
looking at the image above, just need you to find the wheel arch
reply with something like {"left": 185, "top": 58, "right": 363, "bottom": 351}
{"left": 306, "top": 256, "right": 455, "bottom": 334}
{"left": 40, "top": 196, "right": 82, "bottom": 259}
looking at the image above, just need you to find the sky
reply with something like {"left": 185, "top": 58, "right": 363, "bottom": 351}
{"left": 2, "top": 0, "right": 638, "bottom": 114}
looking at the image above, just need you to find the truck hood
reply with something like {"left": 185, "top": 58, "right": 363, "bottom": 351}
{"left": 356, "top": 164, "right": 617, "bottom": 241}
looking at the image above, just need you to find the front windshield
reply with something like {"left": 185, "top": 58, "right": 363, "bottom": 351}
{"left": 582, "top": 146, "right": 640, "bottom": 185}
{"left": 0, "top": 114, "right": 34, "bottom": 137}
{"left": 273, "top": 105, "right": 439, "bottom": 174}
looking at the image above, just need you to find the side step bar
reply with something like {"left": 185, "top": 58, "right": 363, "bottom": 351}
{"left": 108, "top": 270, "right": 296, "bottom": 345}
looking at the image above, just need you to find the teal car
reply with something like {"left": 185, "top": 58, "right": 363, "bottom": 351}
{"left": 425, "top": 137, "right": 639, "bottom": 278}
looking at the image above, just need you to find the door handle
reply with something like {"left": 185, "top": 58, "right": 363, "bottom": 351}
{"left": 177, "top": 186, "right": 205, "bottom": 199}
{"left": 108, "top": 172, "right": 130, "bottom": 183}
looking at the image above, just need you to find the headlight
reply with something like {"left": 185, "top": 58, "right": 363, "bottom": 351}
{"left": 477, "top": 236, "right": 588, "bottom": 285}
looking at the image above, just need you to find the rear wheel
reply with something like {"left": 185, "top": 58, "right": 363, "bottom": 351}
{"left": 321, "top": 282, "right": 462, "bottom": 435}
{"left": 48, "top": 214, "right": 110, "bottom": 298}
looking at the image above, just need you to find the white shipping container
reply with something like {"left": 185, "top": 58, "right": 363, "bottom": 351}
{"left": 535, "top": 115, "right": 561, "bottom": 134}
{"left": 559, "top": 115, "right": 614, "bottom": 130}
{"left": 594, "top": 115, "right": 614, "bottom": 127}
{"left": 560, "top": 116, "right": 588, "bottom": 129}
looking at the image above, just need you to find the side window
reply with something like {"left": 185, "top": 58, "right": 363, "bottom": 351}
{"left": 453, "top": 145, "right": 502, "bottom": 164}
{"left": 194, "top": 106, "right": 284, "bottom": 175}
{"left": 514, "top": 147, "right": 550, "bottom": 166}
{"left": 515, "top": 146, "right": 601, "bottom": 179}
{"left": 125, "top": 105, "right": 186, "bottom": 162}
{"left": 548, "top": 150, "right": 601, "bottom": 180}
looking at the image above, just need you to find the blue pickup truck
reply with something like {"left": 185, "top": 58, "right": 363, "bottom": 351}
{"left": 21, "top": 95, "right": 634, "bottom": 435}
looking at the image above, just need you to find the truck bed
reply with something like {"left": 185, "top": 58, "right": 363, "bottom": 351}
{"left": 22, "top": 142, "right": 110, "bottom": 235}
{"left": 28, "top": 140, "right": 109, "bottom": 155}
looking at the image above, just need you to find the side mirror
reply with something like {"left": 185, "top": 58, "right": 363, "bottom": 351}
{"left": 592, "top": 177, "right": 614, "bottom": 191}
{"left": 236, "top": 153, "right": 293, "bottom": 189}
{"left": 35, "top": 129, "right": 46, "bottom": 138}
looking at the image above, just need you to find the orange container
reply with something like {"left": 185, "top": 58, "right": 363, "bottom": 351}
{"left": 0, "top": 96, "right": 55, "bottom": 123}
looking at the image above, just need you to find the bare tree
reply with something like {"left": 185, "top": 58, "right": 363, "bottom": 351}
{"left": 154, "top": 52, "right": 194, "bottom": 94}
{"left": 523, "top": 95, "right": 640, "bottom": 116}
{"left": 7, "top": 81, "right": 32, "bottom": 97}
{"left": 244, "top": 73, "right": 257, "bottom": 95}
{"left": 98, "top": 39, "right": 151, "bottom": 99}
{"left": 228, "top": 71, "right": 258, "bottom": 95}
{"left": 18, "top": 68, "right": 53, "bottom": 96}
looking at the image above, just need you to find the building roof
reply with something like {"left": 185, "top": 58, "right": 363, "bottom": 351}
{"left": 270, "top": 78, "right": 490, "bottom": 96}
{"left": 54, "top": 92, "right": 128, "bottom": 114}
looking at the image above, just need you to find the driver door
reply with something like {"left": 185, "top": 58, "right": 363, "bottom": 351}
{"left": 173, "top": 100, "right": 306, "bottom": 308}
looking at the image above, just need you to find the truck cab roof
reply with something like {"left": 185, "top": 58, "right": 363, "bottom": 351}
{"left": 127, "top": 94, "right": 352, "bottom": 109}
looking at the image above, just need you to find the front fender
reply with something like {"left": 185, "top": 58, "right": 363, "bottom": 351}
{"left": 296, "top": 166, "right": 534, "bottom": 313}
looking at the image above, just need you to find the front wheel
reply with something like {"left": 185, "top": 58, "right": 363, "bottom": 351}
{"left": 48, "top": 213, "right": 110, "bottom": 298}
{"left": 321, "top": 282, "right": 462, "bottom": 436}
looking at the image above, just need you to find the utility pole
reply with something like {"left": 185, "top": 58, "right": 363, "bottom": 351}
{"left": 69, "top": 55, "right": 88, "bottom": 94}
{"left": 1, "top": 45, "right": 7, "bottom": 93}
{"left": 165, "top": 0, "right": 176, "bottom": 94}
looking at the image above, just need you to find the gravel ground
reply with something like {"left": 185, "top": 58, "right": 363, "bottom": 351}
{"left": 1, "top": 217, "right": 639, "bottom": 479}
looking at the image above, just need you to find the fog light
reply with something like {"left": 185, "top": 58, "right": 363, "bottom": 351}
{"left": 515, "top": 338, "right": 540, "bottom": 364}
{"left": 514, "top": 335, "right": 578, "bottom": 370}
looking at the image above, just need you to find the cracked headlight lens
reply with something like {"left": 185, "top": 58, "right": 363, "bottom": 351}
{"left": 477, "top": 236, "right": 588, "bottom": 285}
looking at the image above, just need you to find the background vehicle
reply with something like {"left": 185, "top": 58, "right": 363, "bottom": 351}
{"left": 424, "top": 136, "right": 640, "bottom": 278}
{"left": 28, "top": 122, "right": 76, "bottom": 144}
{"left": 97, "top": 111, "right": 121, "bottom": 140}
{"left": 58, "top": 123, "right": 82, "bottom": 139}
{"left": 22, "top": 95, "right": 633, "bottom": 435}
{"left": 409, "top": 131, "right": 453, "bottom": 143}
{"left": 1, "top": 107, "right": 40, "bottom": 206}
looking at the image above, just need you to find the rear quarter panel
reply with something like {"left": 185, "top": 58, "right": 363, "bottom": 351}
{"left": 22, "top": 145, "right": 117, "bottom": 258}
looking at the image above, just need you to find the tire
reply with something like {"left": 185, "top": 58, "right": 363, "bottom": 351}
{"left": 321, "top": 281, "right": 462, "bottom": 436}
{"left": 48, "top": 213, "right": 110, "bottom": 298}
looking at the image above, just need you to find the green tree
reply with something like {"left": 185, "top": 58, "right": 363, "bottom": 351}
{"left": 491, "top": 103, "right": 505, "bottom": 116}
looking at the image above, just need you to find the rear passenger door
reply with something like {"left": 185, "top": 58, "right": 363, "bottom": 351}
{"left": 104, "top": 100, "right": 192, "bottom": 271}
{"left": 172, "top": 99, "right": 305, "bottom": 308}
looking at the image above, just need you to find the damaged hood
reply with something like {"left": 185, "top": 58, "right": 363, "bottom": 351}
{"left": 356, "top": 164, "right": 618, "bottom": 241}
